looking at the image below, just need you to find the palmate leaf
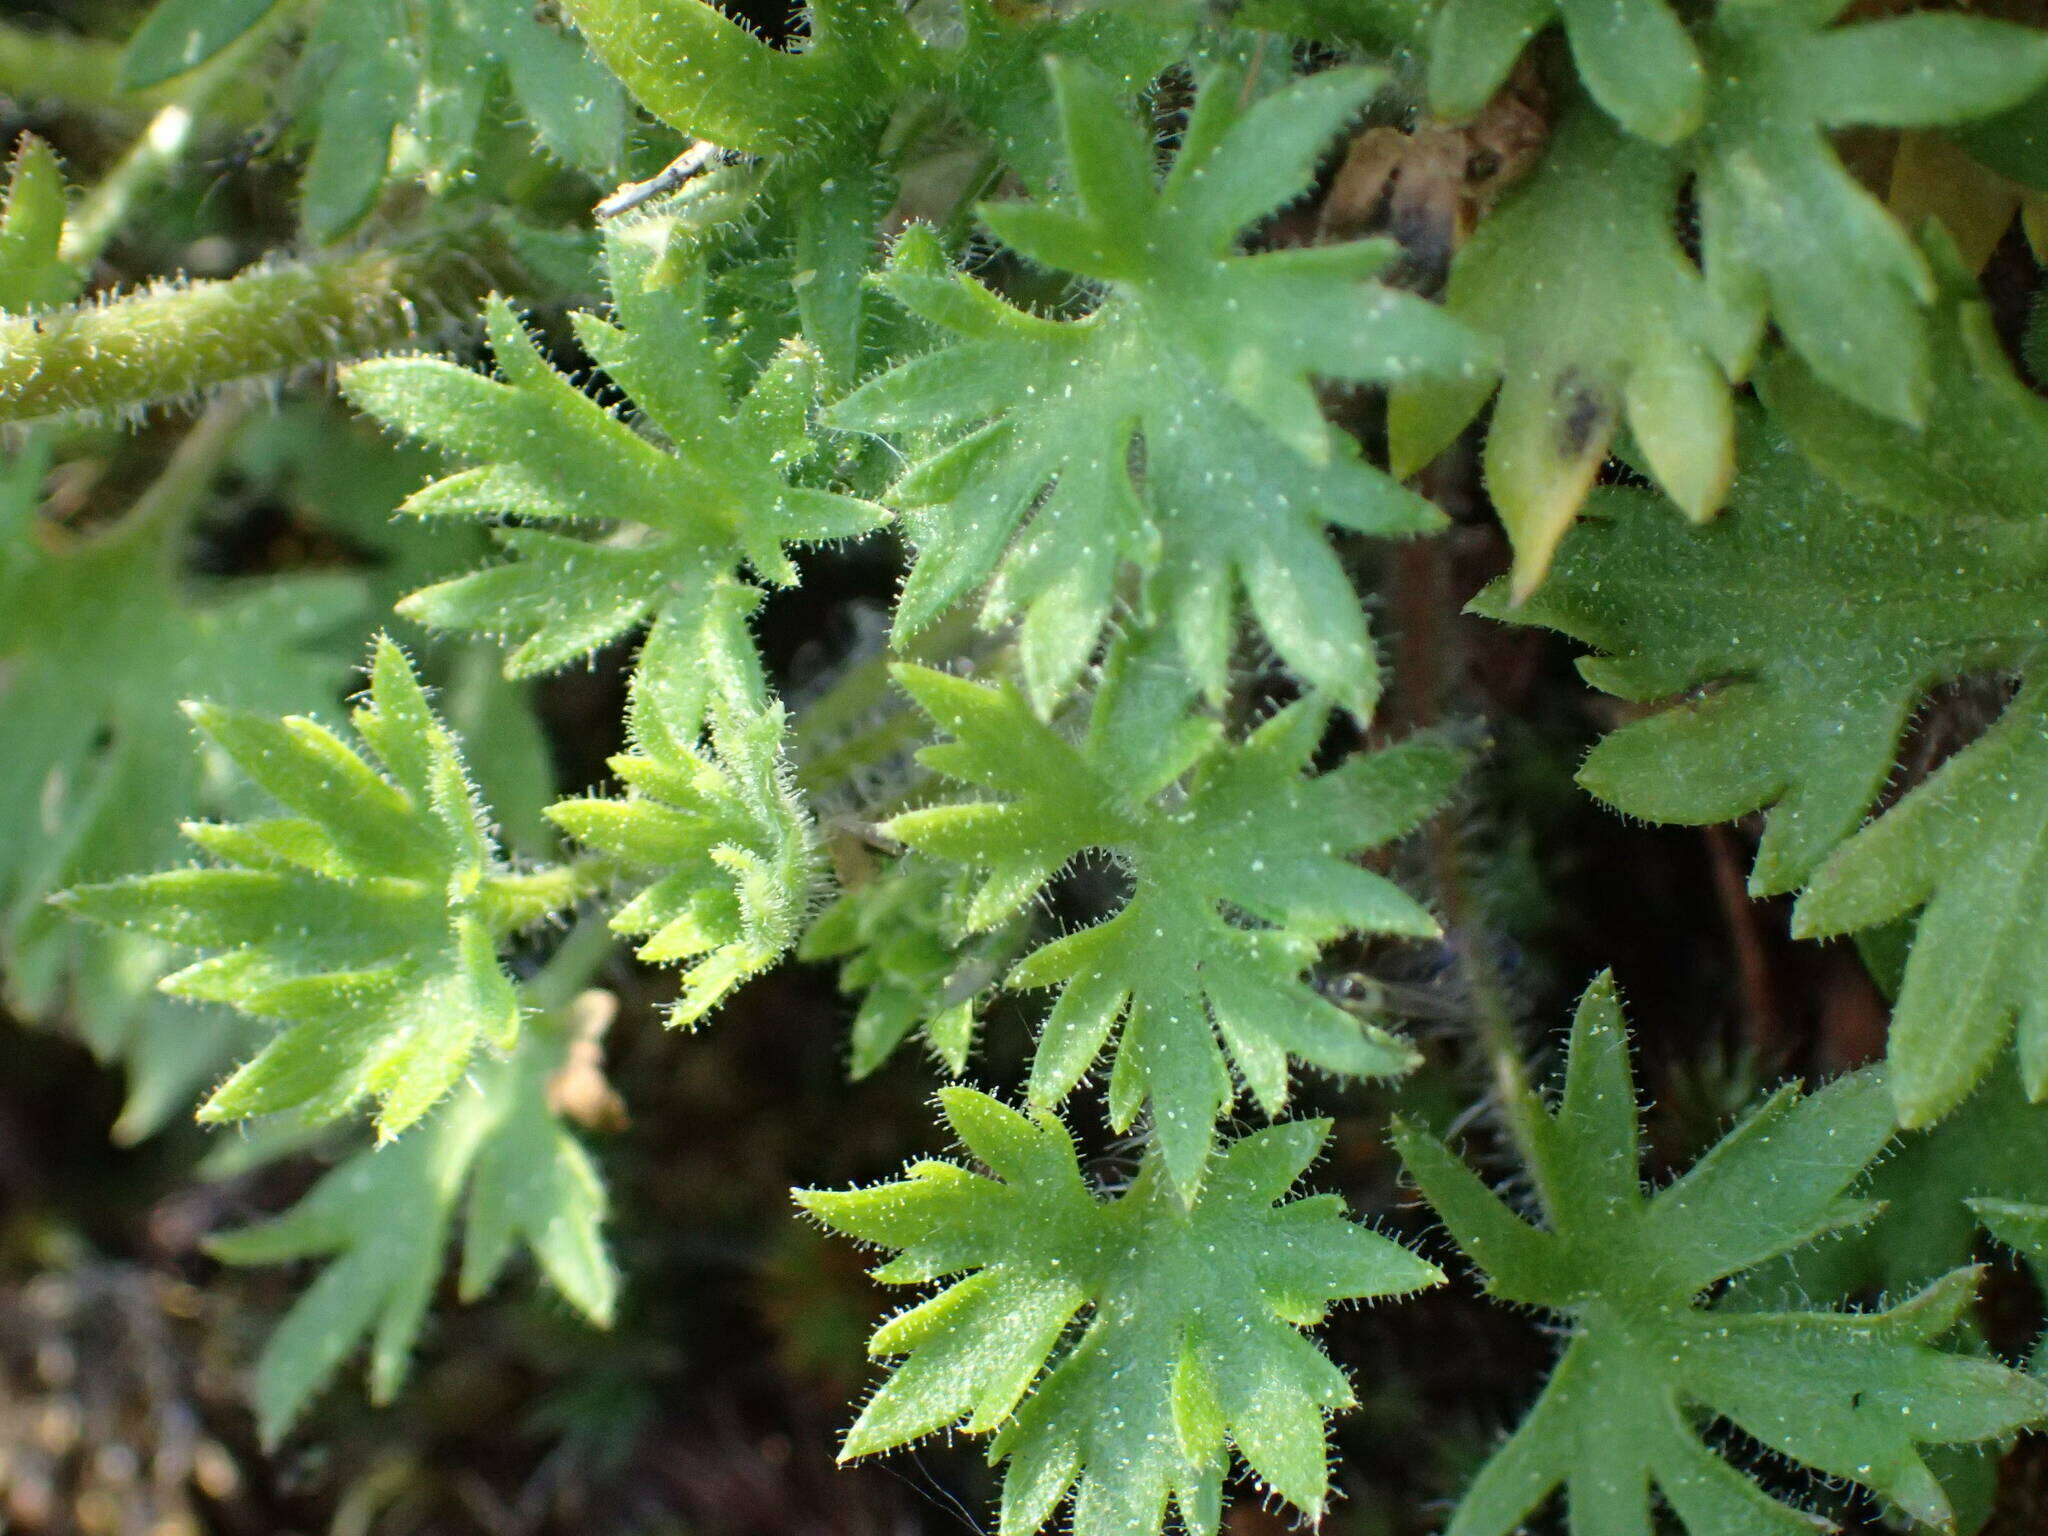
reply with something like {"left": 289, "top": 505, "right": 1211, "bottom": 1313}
{"left": 1394, "top": 975, "right": 2048, "bottom": 1536}
{"left": 1795, "top": 684, "right": 2048, "bottom": 1128}
{"left": 1391, "top": 100, "right": 1738, "bottom": 597}
{"left": 342, "top": 228, "right": 887, "bottom": 683}
{"left": 800, "top": 1087, "right": 1440, "bottom": 1536}
{"left": 1429, "top": 0, "right": 1703, "bottom": 146}
{"left": 121, "top": 0, "right": 627, "bottom": 241}
{"left": 882, "top": 662, "right": 1463, "bottom": 1194}
{"left": 1484, "top": 382, "right": 2048, "bottom": 1127}
{"left": 1739, "top": 1063, "right": 2048, "bottom": 1306}
{"left": 1478, "top": 404, "right": 2048, "bottom": 901}
{"left": 0, "top": 504, "right": 363, "bottom": 1030}
{"left": 1687, "top": 1, "right": 2048, "bottom": 425}
{"left": 1421, "top": 1, "right": 2048, "bottom": 544}
{"left": 833, "top": 63, "right": 1495, "bottom": 719}
{"left": 61, "top": 638, "right": 585, "bottom": 1139}
{"left": 546, "top": 604, "right": 820, "bottom": 1023}
{"left": 207, "top": 1007, "right": 616, "bottom": 1446}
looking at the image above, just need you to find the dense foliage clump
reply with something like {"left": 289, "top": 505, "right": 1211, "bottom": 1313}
{"left": 11, "top": 1, "right": 2048, "bottom": 1532}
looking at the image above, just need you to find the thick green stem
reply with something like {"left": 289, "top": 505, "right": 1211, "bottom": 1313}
{"left": 0, "top": 236, "right": 518, "bottom": 426}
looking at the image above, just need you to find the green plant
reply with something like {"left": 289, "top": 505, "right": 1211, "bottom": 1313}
{"left": 14, "top": 1, "right": 2048, "bottom": 1532}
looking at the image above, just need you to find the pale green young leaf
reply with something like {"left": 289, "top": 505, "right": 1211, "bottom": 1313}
{"left": 881, "top": 663, "right": 1462, "bottom": 1194}
{"left": 207, "top": 1012, "right": 616, "bottom": 1445}
{"left": 799, "top": 1087, "right": 1440, "bottom": 1536}
{"left": 1395, "top": 975, "right": 2048, "bottom": 1536}
{"left": 343, "top": 232, "right": 886, "bottom": 682}
{"left": 0, "top": 136, "right": 83, "bottom": 313}
{"left": 1390, "top": 101, "right": 1735, "bottom": 598}
{"left": 546, "top": 617, "right": 820, "bottom": 1024}
{"left": 834, "top": 64, "right": 1495, "bottom": 718}
{"left": 61, "top": 638, "right": 581, "bottom": 1139}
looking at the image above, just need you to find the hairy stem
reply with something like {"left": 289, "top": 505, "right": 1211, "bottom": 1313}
{"left": 0, "top": 235, "right": 519, "bottom": 427}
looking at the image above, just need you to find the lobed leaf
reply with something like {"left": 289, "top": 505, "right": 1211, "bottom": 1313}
{"left": 1397, "top": 975, "right": 2048, "bottom": 1536}
{"left": 207, "top": 1010, "right": 616, "bottom": 1444}
{"left": 834, "top": 64, "right": 1495, "bottom": 719}
{"left": 883, "top": 662, "right": 1462, "bottom": 1195}
{"left": 1487, "top": 380, "right": 2048, "bottom": 1124}
{"left": 546, "top": 611, "right": 820, "bottom": 1024}
{"left": 62, "top": 638, "right": 580, "bottom": 1139}
{"left": 343, "top": 232, "right": 886, "bottom": 683}
{"left": 801, "top": 1088, "right": 1439, "bottom": 1536}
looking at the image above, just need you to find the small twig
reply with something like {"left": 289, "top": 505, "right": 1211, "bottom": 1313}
{"left": 594, "top": 141, "right": 737, "bottom": 221}
{"left": 1703, "top": 823, "right": 1782, "bottom": 1061}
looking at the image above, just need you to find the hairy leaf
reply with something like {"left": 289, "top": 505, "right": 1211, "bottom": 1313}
{"left": 547, "top": 610, "right": 820, "bottom": 1023}
{"left": 61, "top": 638, "right": 585, "bottom": 1138}
{"left": 834, "top": 64, "right": 1495, "bottom": 718}
{"left": 1796, "top": 683, "right": 2048, "bottom": 1126}
{"left": 0, "top": 135, "right": 83, "bottom": 311}
{"left": 1396, "top": 975, "right": 2048, "bottom": 1536}
{"left": 208, "top": 1010, "right": 616, "bottom": 1444}
{"left": 883, "top": 662, "right": 1462, "bottom": 1193}
{"left": 343, "top": 230, "right": 887, "bottom": 681}
{"left": 563, "top": 0, "right": 1180, "bottom": 373}
{"left": 1480, "top": 406, "right": 2048, "bottom": 898}
{"left": 1741, "top": 1063, "right": 2048, "bottom": 1304}
{"left": 1486, "top": 382, "right": 2048, "bottom": 1125}
{"left": 800, "top": 1087, "right": 1440, "bottom": 1536}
